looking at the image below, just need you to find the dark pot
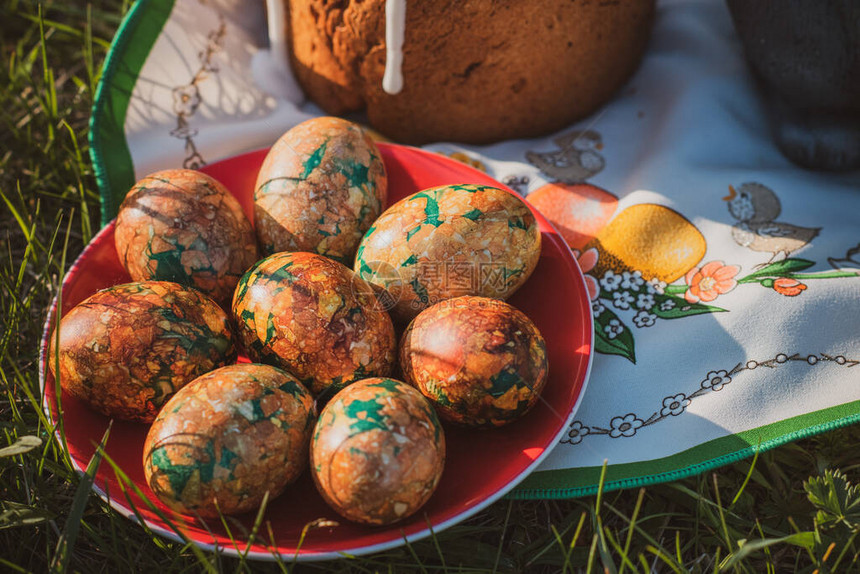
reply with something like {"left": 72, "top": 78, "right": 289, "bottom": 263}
{"left": 726, "top": 1, "right": 860, "bottom": 171}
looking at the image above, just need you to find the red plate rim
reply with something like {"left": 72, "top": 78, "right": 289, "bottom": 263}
{"left": 38, "top": 142, "right": 594, "bottom": 560}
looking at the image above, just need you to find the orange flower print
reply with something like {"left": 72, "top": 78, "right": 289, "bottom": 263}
{"left": 573, "top": 248, "right": 600, "bottom": 301}
{"left": 773, "top": 277, "right": 807, "bottom": 296}
{"left": 684, "top": 261, "right": 740, "bottom": 304}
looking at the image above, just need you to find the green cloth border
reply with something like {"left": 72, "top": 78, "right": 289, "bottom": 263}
{"left": 510, "top": 399, "right": 860, "bottom": 499}
{"left": 89, "top": 0, "right": 176, "bottom": 227}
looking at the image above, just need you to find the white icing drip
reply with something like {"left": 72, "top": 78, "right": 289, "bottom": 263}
{"left": 383, "top": 0, "right": 406, "bottom": 95}
{"left": 255, "top": 0, "right": 305, "bottom": 104}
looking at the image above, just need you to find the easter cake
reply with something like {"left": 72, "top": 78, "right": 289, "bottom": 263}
{"left": 285, "top": 0, "right": 655, "bottom": 144}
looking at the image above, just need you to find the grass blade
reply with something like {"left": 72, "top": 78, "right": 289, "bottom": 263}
{"left": 722, "top": 532, "right": 815, "bottom": 569}
{"left": 49, "top": 424, "right": 111, "bottom": 574}
{"left": 619, "top": 488, "right": 645, "bottom": 574}
{"left": 492, "top": 500, "right": 513, "bottom": 574}
{"left": 730, "top": 443, "right": 761, "bottom": 508}
{"left": 0, "top": 501, "right": 55, "bottom": 529}
{"left": 99, "top": 448, "right": 218, "bottom": 573}
{"left": 0, "top": 436, "right": 42, "bottom": 458}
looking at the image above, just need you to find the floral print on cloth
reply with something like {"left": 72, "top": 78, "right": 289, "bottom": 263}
{"left": 506, "top": 130, "right": 860, "bottom": 450}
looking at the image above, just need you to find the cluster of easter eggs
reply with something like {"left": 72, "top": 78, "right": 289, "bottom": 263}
{"left": 50, "top": 117, "right": 550, "bottom": 525}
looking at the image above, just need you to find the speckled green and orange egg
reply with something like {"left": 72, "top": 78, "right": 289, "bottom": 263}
{"left": 143, "top": 364, "right": 315, "bottom": 517}
{"left": 310, "top": 377, "right": 445, "bottom": 525}
{"left": 49, "top": 281, "right": 236, "bottom": 422}
{"left": 354, "top": 184, "right": 541, "bottom": 322}
{"left": 254, "top": 116, "right": 387, "bottom": 264}
{"left": 114, "top": 169, "right": 258, "bottom": 305}
{"left": 400, "top": 296, "right": 549, "bottom": 427}
{"left": 232, "top": 251, "right": 396, "bottom": 394}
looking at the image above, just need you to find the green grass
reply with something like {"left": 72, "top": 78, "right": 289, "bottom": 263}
{"left": 3, "top": 1, "right": 860, "bottom": 572}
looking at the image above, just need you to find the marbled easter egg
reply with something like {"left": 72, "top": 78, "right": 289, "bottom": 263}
{"left": 254, "top": 116, "right": 387, "bottom": 265}
{"left": 143, "top": 364, "right": 315, "bottom": 517}
{"left": 231, "top": 251, "right": 396, "bottom": 394}
{"left": 48, "top": 281, "right": 236, "bottom": 422}
{"left": 354, "top": 184, "right": 541, "bottom": 322}
{"left": 310, "top": 377, "right": 445, "bottom": 525}
{"left": 400, "top": 296, "right": 549, "bottom": 427}
{"left": 114, "top": 169, "right": 258, "bottom": 305}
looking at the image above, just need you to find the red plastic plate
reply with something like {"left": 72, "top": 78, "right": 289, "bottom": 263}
{"left": 39, "top": 143, "right": 593, "bottom": 560}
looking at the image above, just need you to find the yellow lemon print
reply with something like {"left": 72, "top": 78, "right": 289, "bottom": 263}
{"left": 586, "top": 204, "right": 706, "bottom": 283}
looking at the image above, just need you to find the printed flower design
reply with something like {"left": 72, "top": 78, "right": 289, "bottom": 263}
{"left": 633, "top": 310, "right": 657, "bottom": 328}
{"left": 600, "top": 270, "right": 622, "bottom": 292}
{"left": 604, "top": 319, "right": 624, "bottom": 339}
{"left": 579, "top": 184, "right": 856, "bottom": 366}
{"left": 609, "top": 414, "right": 644, "bottom": 438}
{"left": 169, "top": 124, "right": 199, "bottom": 139}
{"left": 592, "top": 300, "right": 605, "bottom": 318}
{"left": 636, "top": 293, "right": 655, "bottom": 310}
{"left": 738, "top": 254, "right": 856, "bottom": 301}
{"left": 660, "top": 394, "right": 690, "bottom": 417}
{"left": 501, "top": 174, "right": 530, "bottom": 195}
{"left": 684, "top": 261, "right": 740, "bottom": 304}
{"left": 573, "top": 248, "right": 600, "bottom": 301}
{"left": 620, "top": 270, "right": 644, "bottom": 291}
{"left": 612, "top": 291, "right": 634, "bottom": 310}
{"left": 772, "top": 277, "right": 807, "bottom": 297}
{"left": 167, "top": 16, "right": 226, "bottom": 175}
{"left": 701, "top": 369, "right": 731, "bottom": 391}
{"left": 570, "top": 351, "right": 859, "bottom": 452}
{"left": 172, "top": 84, "right": 201, "bottom": 116}
{"left": 646, "top": 278, "right": 667, "bottom": 295}
{"left": 564, "top": 421, "right": 589, "bottom": 445}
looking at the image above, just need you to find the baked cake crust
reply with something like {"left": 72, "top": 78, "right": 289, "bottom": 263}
{"left": 286, "top": 0, "right": 655, "bottom": 144}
